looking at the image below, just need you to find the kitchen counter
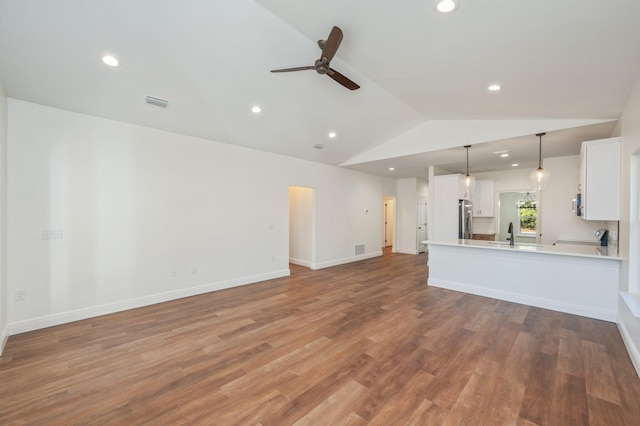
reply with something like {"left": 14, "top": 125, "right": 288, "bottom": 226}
{"left": 426, "top": 239, "right": 621, "bottom": 322}
{"left": 428, "top": 239, "right": 621, "bottom": 260}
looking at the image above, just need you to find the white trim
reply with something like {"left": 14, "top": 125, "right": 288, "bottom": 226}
{"left": 289, "top": 257, "right": 312, "bottom": 268}
{"left": 8, "top": 269, "right": 290, "bottom": 336}
{"left": 428, "top": 277, "right": 617, "bottom": 322}
{"left": 620, "top": 291, "right": 640, "bottom": 318}
{"left": 311, "top": 251, "right": 383, "bottom": 270}
{"left": 617, "top": 315, "right": 640, "bottom": 379}
{"left": 0, "top": 324, "right": 9, "bottom": 356}
{"left": 396, "top": 248, "right": 418, "bottom": 255}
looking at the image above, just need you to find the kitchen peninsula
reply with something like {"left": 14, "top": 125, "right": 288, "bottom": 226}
{"left": 427, "top": 239, "right": 621, "bottom": 322}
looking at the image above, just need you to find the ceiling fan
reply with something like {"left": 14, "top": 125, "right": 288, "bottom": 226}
{"left": 271, "top": 26, "right": 360, "bottom": 91}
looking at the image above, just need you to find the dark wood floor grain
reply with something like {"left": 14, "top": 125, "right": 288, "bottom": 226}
{"left": 1, "top": 251, "right": 639, "bottom": 425}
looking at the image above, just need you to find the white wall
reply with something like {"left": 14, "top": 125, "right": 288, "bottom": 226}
{"left": 618, "top": 75, "right": 640, "bottom": 375}
{"left": 0, "top": 78, "right": 7, "bottom": 354}
{"left": 396, "top": 178, "right": 419, "bottom": 254}
{"left": 541, "top": 155, "right": 604, "bottom": 244}
{"left": 288, "top": 186, "right": 314, "bottom": 267}
{"left": 6, "top": 99, "right": 395, "bottom": 333}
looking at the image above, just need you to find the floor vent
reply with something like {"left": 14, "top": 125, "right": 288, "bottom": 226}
{"left": 355, "top": 243, "right": 365, "bottom": 256}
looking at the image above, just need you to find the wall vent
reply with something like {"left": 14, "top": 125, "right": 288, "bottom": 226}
{"left": 355, "top": 243, "right": 365, "bottom": 256}
{"left": 145, "top": 95, "right": 169, "bottom": 108}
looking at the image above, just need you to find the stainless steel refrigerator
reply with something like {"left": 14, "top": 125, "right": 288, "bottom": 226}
{"left": 459, "top": 199, "right": 473, "bottom": 239}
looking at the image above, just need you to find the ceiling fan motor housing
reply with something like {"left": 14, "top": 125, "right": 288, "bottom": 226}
{"left": 314, "top": 58, "right": 330, "bottom": 74}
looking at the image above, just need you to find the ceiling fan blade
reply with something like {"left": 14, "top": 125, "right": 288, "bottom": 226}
{"left": 327, "top": 68, "right": 360, "bottom": 90}
{"left": 321, "top": 26, "right": 343, "bottom": 63}
{"left": 270, "top": 66, "right": 315, "bottom": 73}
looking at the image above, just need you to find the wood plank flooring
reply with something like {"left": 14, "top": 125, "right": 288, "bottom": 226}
{"left": 1, "top": 251, "right": 639, "bottom": 425}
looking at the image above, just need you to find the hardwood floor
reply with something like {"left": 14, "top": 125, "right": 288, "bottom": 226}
{"left": 1, "top": 251, "right": 639, "bottom": 425}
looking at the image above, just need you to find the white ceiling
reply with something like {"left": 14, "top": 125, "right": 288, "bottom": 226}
{"left": 0, "top": 0, "right": 639, "bottom": 178}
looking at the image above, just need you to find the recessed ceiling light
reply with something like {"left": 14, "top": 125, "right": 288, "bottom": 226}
{"left": 251, "top": 105, "right": 262, "bottom": 114}
{"left": 328, "top": 132, "right": 336, "bottom": 139}
{"left": 102, "top": 55, "right": 119, "bottom": 67}
{"left": 501, "top": 153, "right": 509, "bottom": 158}
{"left": 512, "top": 163, "right": 519, "bottom": 167}
{"left": 389, "top": 167, "right": 395, "bottom": 171}
{"left": 435, "top": 0, "right": 458, "bottom": 13}
{"left": 488, "top": 84, "right": 501, "bottom": 91}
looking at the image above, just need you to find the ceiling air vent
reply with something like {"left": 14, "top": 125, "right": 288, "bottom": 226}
{"left": 313, "top": 144, "right": 325, "bottom": 150}
{"left": 144, "top": 95, "right": 169, "bottom": 108}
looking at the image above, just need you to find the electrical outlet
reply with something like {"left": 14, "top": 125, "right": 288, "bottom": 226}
{"left": 170, "top": 268, "right": 177, "bottom": 277}
{"left": 191, "top": 266, "right": 198, "bottom": 274}
{"left": 14, "top": 290, "right": 26, "bottom": 301}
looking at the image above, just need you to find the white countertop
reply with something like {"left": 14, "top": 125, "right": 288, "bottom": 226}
{"left": 425, "top": 239, "right": 621, "bottom": 260}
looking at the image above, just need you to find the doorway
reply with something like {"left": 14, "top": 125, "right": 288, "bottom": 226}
{"left": 289, "top": 186, "right": 315, "bottom": 268}
{"left": 417, "top": 196, "right": 428, "bottom": 253}
{"left": 383, "top": 197, "right": 395, "bottom": 250}
{"left": 497, "top": 191, "right": 538, "bottom": 244}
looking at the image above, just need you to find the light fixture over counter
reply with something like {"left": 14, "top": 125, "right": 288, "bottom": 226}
{"left": 460, "top": 145, "right": 475, "bottom": 199}
{"left": 530, "top": 132, "right": 550, "bottom": 190}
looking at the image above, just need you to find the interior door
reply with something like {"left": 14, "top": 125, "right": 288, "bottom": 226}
{"left": 417, "top": 197, "right": 428, "bottom": 252}
{"left": 384, "top": 200, "right": 394, "bottom": 247}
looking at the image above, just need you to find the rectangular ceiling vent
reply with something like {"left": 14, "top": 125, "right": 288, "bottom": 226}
{"left": 144, "top": 95, "right": 169, "bottom": 108}
{"left": 355, "top": 243, "right": 365, "bottom": 256}
{"left": 313, "top": 143, "right": 325, "bottom": 150}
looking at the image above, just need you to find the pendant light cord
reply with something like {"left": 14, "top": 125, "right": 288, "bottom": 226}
{"left": 464, "top": 145, "right": 471, "bottom": 175}
{"left": 536, "top": 133, "right": 546, "bottom": 169}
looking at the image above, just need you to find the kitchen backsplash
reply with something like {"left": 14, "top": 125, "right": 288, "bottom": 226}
{"left": 473, "top": 217, "right": 496, "bottom": 234}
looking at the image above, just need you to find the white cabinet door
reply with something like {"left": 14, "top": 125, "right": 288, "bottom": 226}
{"left": 581, "top": 137, "right": 620, "bottom": 221}
{"left": 471, "top": 180, "right": 495, "bottom": 217}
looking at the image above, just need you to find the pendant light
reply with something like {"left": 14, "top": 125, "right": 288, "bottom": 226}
{"left": 516, "top": 192, "right": 537, "bottom": 209}
{"left": 530, "top": 132, "right": 550, "bottom": 190}
{"left": 460, "top": 145, "right": 476, "bottom": 198}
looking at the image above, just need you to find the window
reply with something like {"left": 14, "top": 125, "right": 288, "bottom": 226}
{"left": 517, "top": 193, "right": 537, "bottom": 236}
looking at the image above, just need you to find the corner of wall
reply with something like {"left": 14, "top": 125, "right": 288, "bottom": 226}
{"left": 0, "top": 323, "right": 8, "bottom": 356}
{"left": 0, "top": 76, "right": 7, "bottom": 355}
{"left": 617, "top": 309, "right": 640, "bottom": 379}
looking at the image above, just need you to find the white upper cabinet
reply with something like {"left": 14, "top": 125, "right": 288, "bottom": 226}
{"left": 471, "top": 179, "right": 495, "bottom": 217}
{"left": 580, "top": 137, "right": 621, "bottom": 221}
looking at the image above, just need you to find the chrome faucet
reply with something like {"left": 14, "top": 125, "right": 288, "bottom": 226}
{"left": 507, "top": 222, "right": 515, "bottom": 246}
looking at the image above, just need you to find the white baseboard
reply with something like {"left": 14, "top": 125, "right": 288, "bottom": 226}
{"left": 289, "top": 257, "right": 312, "bottom": 268}
{"left": 618, "top": 315, "right": 640, "bottom": 379}
{"left": 311, "top": 251, "right": 382, "bottom": 270}
{"left": 396, "top": 248, "right": 418, "bottom": 255}
{"left": 428, "top": 278, "right": 616, "bottom": 322}
{"left": 8, "top": 269, "right": 291, "bottom": 336}
{"left": 0, "top": 323, "right": 8, "bottom": 356}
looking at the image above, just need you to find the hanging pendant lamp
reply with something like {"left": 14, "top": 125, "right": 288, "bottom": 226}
{"left": 460, "top": 145, "right": 476, "bottom": 198}
{"left": 530, "top": 132, "right": 550, "bottom": 190}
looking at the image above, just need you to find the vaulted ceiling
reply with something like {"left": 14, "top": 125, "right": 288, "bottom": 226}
{"left": 1, "top": 0, "right": 639, "bottom": 178}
